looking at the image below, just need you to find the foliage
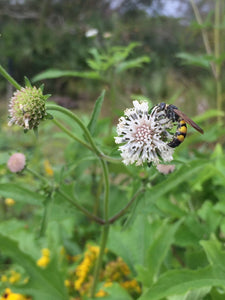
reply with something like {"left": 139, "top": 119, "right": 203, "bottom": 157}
{"left": 0, "top": 72, "right": 225, "bottom": 299}
{"left": 0, "top": 1, "right": 225, "bottom": 299}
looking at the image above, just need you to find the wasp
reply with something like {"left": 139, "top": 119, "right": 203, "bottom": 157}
{"left": 155, "top": 103, "right": 204, "bottom": 148}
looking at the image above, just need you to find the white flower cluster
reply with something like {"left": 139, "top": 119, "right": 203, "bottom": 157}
{"left": 115, "top": 101, "right": 175, "bottom": 166}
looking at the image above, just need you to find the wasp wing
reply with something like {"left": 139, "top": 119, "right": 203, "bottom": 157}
{"left": 173, "top": 109, "right": 204, "bottom": 134}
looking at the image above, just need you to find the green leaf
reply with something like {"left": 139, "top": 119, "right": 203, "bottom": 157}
{"left": 167, "top": 287, "right": 211, "bottom": 300}
{"left": 138, "top": 266, "right": 225, "bottom": 300}
{"left": 139, "top": 238, "right": 225, "bottom": 300}
{"left": 0, "top": 183, "right": 44, "bottom": 205}
{"left": 98, "top": 283, "right": 133, "bottom": 300}
{"left": 24, "top": 76, "right": 32, "bottom": 87}
{"left": 116, "top": 56, "right": 150, "bottom": 73}
{"left": 138, "top": 220, "right": 182, "bottom": 286}
{"left": 107, "top": 215, "right": 157, "bottom": 272}
{"left": 193, "top": 109, "right": 225, "bottom": 123}
{"left": 87, "top": 90, "right": 105, "bottom": 135}
{"left": 200, "top": 239, "right": 225, "bottom": 272}
{"left": 144, "top": 159, "right": 209, "bottom": 204}
{"left": 32, "top": 69, "right": 101, "bottom": 82}
{"left": 0, "top": 233, "right": 68, "bottom": 300}
{"left": 176, "top": 53, "right": 212, "bottom": 69}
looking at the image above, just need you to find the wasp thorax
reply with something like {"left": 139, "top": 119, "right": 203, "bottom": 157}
{"left": 8, "top": 86, "right": 48, "bottom": 130}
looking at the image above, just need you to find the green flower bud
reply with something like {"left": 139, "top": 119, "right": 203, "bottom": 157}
{"left": 8, "top": 86, "right": 49, "bottom": 130}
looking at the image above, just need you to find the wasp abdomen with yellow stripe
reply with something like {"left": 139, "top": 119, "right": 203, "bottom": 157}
{"left": 168, "top": 119, "right": 187, "bottom": 148}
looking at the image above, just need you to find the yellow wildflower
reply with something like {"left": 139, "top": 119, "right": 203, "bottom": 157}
{"left": 5, "top": 198, "right": 15, "bottom": 206}
{"left": 103, "top": 257, "right": 130, "bottom": 282}
{"left": 0, "top": 288, "right": 26, "bottom": 300}
{"left": 64, "top": 279, "right": 71, "bottom": 288}
{"left": 9, "top": 270, "right": 21, "bottom": 284}
{"left": 41, "top": 248, "right": 50, "bottom": 257}
{"left": 95, "top": 289, "right": 107, "bottom": 298}
{"left": 74, "top": 245, "right": 100, "bottom": 291}
{"left": 44, "top": 160, "right": 54, "bottom": 176}
{"left": 121, "top": 279, "right": 141, "bottom": 294}
{"left": 36, "top": 255, "right": 50, "bottom": 268}
{"left": 104, "top": 281, "right": 113, "bottom": 287}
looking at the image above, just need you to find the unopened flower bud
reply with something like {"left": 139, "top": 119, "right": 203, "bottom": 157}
{"left": 7, "top": 153, "right": 26, "bottom": 173}
{"left": 8, "top": 86, "right": 49, "bottom": 130}
{"left": 156, "top": 164, "right": 175, "bottom": 174}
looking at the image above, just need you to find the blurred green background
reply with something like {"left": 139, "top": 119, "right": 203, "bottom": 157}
{"left": 0, "top": 0, "right": 222, "bottom": 115}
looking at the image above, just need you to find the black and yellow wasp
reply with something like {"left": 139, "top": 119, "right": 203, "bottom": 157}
{"left": 154, "top": 103, "right": 204, "bottom": 148}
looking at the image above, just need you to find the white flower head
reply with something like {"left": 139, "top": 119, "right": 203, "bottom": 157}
{"left": 115, "top": 101, "right": 175, "bottom": 166}
{"left": 85, "top": 28, "right": 98, "bottom": 38}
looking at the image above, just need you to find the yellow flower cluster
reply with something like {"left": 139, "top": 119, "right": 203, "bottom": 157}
{"left": 0, "top": 288, "right": 26, "bottom": 300}
{"left": 1, "top": 270, "right": 21, "bottom": 284}
{"left": 5, "top": 198, "right": 15, "bottom": 206}
{"left": 121, "top": 279, "right": 142, "bottom": 294}
{"left": 95, "top": 289, "right": 107, "bottom": 298}
{"left": 103, "top": 257, "right": 130, "bottom": 281}
{"left": 44, "top": 160, "right": 54, "bottom": 176}
{"left": 74, "top": 245, "right": 99, "bottom": 291}
{"left": 36, "top": 248, "right": 50, "bottom": 268}
{"left": 103, "top": 257, "right": 141, "bottom": 296}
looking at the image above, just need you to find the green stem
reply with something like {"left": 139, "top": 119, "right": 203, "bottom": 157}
{"left": 52, "top": 119, "right": 93, "bottom": 152}
{"left": 0, "top": 64, "right": 21, "bottom": 90}
{"left": 90, "top": 159, "right": 110, "bottom": 297}
{"left": 100, "top": 154, "right": 121, "bottom": 164}
{"left": 90, "top": 225, "right": 110, "bottom": 298}
{"left": 57, "top": 189, "right": 105, "bottom": 225}
{"left": 100, "top": 159, "right": 110, "bottom": 220}
{"left": 27, "top": 167, "right": 49, "bottom": 184}
{"left": 46, "top": 104, "right": 102, "bottom": 156}
{"left": 47, "top": 103, "right": 121, "bottom": 164}
{"left": 108, "top": 187, "right": 145, "bottom": 224}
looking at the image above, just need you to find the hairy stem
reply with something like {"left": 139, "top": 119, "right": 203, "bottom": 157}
{"left": 108, "top": 187, "right": 145, "bottom": 224}
{"left": 47, "top": 104, "right": 121, "bottom": 163}
{"left": 0, "top": 64, "right": 21, "bottom": 90}
{"left": 90, "top": 159, "right": 110, "bottom": 297}
{"left": 46, "top": 104, "right": 102, "bottom": 156}
{"left": 57, "top": 189, "right": 105, "bottom": 225}
{"left": 52, "top": 119, "right": 93, "bottom": 151}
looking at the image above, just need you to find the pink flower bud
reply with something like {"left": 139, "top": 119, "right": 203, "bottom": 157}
{"left": 7, "top": 153, "right": 26, "bottom": 173}
{"left": 156, "top": 164, "right": 175, "bottom": 175}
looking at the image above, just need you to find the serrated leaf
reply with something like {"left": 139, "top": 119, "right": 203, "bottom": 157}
{"left": 0, "top": 183, "right": 44, "bottom": 205}
{"left": 139, "top": 266, "right": 225, "bottom": 300}
{"left": 176, "top": 53, "right": 212, "bottom": 69}
{"left": 200, "top": 239, "right": 225, "bottom": 272}
{"left": 144, "top": 220, "right": 182, "bottom": 285}
{"left": 167, "top": 287, "right": 211, "bottom": 300}
{"left": 107, "top": 216, "right": 165, "bottom": 273}
{"left": 0, "top": 233, "right": 68, "bottom": 300}
{"left": 87, "top": 90, "right": 105, "bottom": 135}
